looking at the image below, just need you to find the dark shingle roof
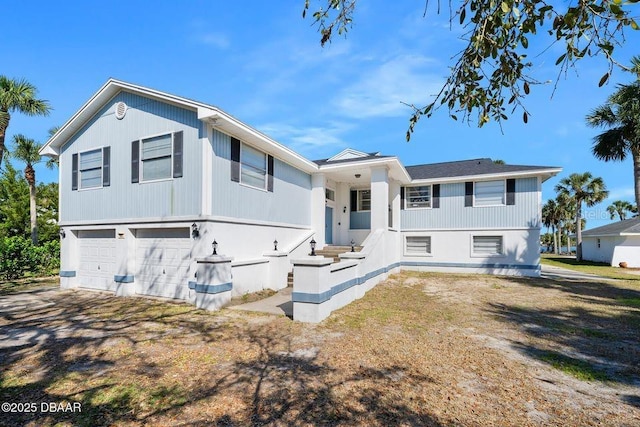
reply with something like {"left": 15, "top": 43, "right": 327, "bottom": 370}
{"left": 582, "top": 217, "right": 640, "bottom": 236}
{"left": 405, "top": 158, "right": 557, "bottom": 180}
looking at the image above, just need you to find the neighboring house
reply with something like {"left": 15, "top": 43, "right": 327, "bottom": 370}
{"left": 40, "top": 79, "right": 561, "bottom": 320}
{"left": 582, "top": 218, "right": 640, "bottom": 268}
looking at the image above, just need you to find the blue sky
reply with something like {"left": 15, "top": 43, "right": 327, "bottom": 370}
{"left": 4, "top": 1, "right": 640, "bottom": 229}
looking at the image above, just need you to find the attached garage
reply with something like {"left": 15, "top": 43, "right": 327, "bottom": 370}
{"left": 77, "top": 229, "right": 117, "bottom": 291}
{"left": 135, "top": 228, "right": 193, "bottom": 300}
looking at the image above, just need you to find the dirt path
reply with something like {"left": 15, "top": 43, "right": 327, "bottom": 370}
{"left": 0, "top": 273, "right": 639, "bottom": 426}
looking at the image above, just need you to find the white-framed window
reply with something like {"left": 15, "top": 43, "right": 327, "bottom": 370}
{"left": 325, "top": 188, "right": 335, "bottom": 201}
{"left": 405, "top": 235, "right": 432, "bottom": 256}
{"left": 79, "top": 148, "right": 103, "bottom": 189}
{"left": 406, "top": 185, "right": 432, "bottom": 209}
{"left": 141, "top": 133, "right": 173, "bottom": 181}
{"left": 241, "top": 143, "right": 267, "bottom": 190}
{"left": 474, "top": 180, "right": 505, "bottom": 206}
{"left": 358, "top": 189, "right": 371, "bottom": 211}
{"left": 472, "top": 235, "right": 503, "bottom": 256}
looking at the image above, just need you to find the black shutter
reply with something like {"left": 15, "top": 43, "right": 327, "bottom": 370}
{"left": 267, "top": 155, "right": 274, "bottom": 192}
{"left": 173, "top": 131, "right": 183, "bottom": 178}
{"left": 230, "top": 137, "right": 240, "bottom": 182}
{"left": 131, "top": 140, "right": 139, "bottom": 183}
{"left": 400, "top": 187, "right": 405, "bottom": 210}
{"left": 350, "top": 190, "right": 357, "bottom": 212}
{"left": 465, "top": 182, "right": 474, "bottom": 207}
{"left": 506, "top": 178, "right": 516, "bottom": 205}
{"left": 432, "top": 184, "right": 440, "bottom": 208}
{"left": 102, "top": 147, "right": 110, "bottom": 187}
{"left": 71, "top": 153, "right": 78, "bottom": 191}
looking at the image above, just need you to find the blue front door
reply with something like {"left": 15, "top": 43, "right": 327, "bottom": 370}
{"left": 325, "top": 206, "right": 333, "bottom": 244}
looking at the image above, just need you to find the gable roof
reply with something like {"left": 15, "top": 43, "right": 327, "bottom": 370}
{"left": 405, "top": 158, "right": 560, "bottom": 182}
{"left": 582, "top": 217, "right": 640, "bottom": 237}
{"left": 326, "top": 148, "right": 379, "bottom": 162}
{"left": 39, "top": 78, "right": 319, "bottom": 173}
{"left": 314, "top": 153, "right": 393, "bottom": 166}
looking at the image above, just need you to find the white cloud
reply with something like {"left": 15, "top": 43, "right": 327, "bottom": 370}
{"left": 196, "top": 32, "right": 230, "bottom": 49}
{"left": 607, "top": 187, "right": 636, "bottom": 201}
{"left": 258, "top": 121, "right": 352, "bottom": 159}
{"left": 333, "top": 54, "right": 444, "bottom": 119}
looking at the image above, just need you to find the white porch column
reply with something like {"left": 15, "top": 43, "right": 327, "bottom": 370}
{"left": 390, "top": 180, "right": 401, "bottom": 230}
{"left": 370, "top": 167, "right": 389, "bottom": 230}
{"left": 311, "top": 173, "right": 326, "bottom": 247}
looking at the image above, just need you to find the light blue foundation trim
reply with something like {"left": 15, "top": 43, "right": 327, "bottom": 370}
{"left": 59, "top": 270, "right": 76, "bottom": 278}
{"left": 188, "top": 281, "right": 232, "bottom": 294}
{"left": 292, "top": 261, "right": 538, "bottom": 304}
{"left": 114, "top": 275, "right": 134, "bottom": 283}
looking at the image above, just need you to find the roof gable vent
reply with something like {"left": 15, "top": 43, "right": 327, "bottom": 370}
{"left": 115, "top": 102, "right": 127, "bottom": 120}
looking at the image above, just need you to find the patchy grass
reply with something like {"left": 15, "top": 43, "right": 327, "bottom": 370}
{"left": 618, "top": 297, "right": 640, "bottom": 308}
{"left": 538, "top": 351, "right": 611, "bottom": 382}
{"left": 0, "top": 276, "right": 58, "bottom": 295}
{"left": 541, "top": 255, "right": 640, "bottom": 280}
{"left": 226, "top": 289, "right": 277, "bottom": 307}
{"left": 1, "top": 272, "right": 639, "bottom": 426}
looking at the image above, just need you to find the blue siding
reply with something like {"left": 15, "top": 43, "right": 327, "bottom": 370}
{"left": 401, "top": 178, "right": 540, "bottom": 230}
{"left": 60, "top": 91, "right": 203, "bottom": 223}
{"left": 350, "top": 211, "right": 371, "bottom": 229}
{"left": 210, "top": 130, "right": 311, "bottom": 225}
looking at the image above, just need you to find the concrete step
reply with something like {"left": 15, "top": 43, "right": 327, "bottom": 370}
{"left": 315, "top": 245, "right": 363, "bottom": 263}
{"left": 287, "top": 271, "right": 294, "bottom": 287}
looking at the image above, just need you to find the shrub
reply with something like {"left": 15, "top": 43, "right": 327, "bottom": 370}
{"left": 0, "top": 236, "right": 60, "bottom": 280}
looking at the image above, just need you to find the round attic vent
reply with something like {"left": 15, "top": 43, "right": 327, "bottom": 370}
{"left": 115, "top": 102, "right": 127, "bottom": 120}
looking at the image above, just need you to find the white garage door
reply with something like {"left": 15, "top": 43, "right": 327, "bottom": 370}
{"left": 77, "top": 229, "right": 117, "bottom": 291}
{"left": 135, "top": 228, "right": 192, "bottom": 300}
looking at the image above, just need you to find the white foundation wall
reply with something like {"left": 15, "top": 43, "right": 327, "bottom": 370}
{"left": 401, "top": 228, "right": 541, "bottom": 276}
{"left": 60, "top": 219, "right": 313, "bottom": 299}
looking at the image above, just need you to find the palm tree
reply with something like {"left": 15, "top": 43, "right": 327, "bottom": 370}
{"left": 542, "top": 199, "right": 560, "bottom": 254}
{"left": 586, "top": 62, "right": 640, "bottom": 209}
{"left": 0, "top": 76, "right": 51, "bottom": 168}
{"left": 10, "top": 134, "right": 48, "bottom": 244}
{"left": 555, "top": 173, "right": 608, "bottom": 261}
{"left": 607, "top": 200, "right": 635, "bottom": 220}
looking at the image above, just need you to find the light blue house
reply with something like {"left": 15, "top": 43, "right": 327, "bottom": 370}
{"left": 40, "top": 79, "right": 561, "bottom": 321}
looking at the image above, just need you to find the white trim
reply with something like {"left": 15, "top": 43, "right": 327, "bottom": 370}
{"left": 403, "top": 234, "right": 433, "bottom": 257}
{"left": 401, "top": 227, "right": 538, "bottom": 232}
{"left": 59, "top": 214, "right": 312, "bottom": 230}
{"left": 357, "top": 188, "right": 371, "bottom": 212}
{"left": 409, "top": 168, "right": 563, "bottom": 185}
{"left": 77, "top": 147, "right": 104, "bottom": 191}
{"left": 404, "top": 184, "right": 432, "bottom": 210}
{"left": 327, "top": 148, "right": 371, "bottom": 161}
{"left": 470, "top": 234, "right": 505, "bottom": 258}
{"left": 473, "top": 179, "right": 506, "bottom": 208}
{"left": 137, "top": 131, "right": 175, "bottom": 183}
{"left": 239, "top": 142, "right": 268, "bottom": 191}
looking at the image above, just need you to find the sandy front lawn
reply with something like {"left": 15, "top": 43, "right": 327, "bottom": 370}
{"left": 0, "top": 272, "right": 639, "bottom": 426}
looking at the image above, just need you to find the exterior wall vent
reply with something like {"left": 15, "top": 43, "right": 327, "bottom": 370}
{"left": 115, "top": 102, "right": 127, "bottom": 120}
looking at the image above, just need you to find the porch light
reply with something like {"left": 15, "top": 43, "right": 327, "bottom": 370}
{"left": 191, "top": 223, "right": 200, "bottom": 238}
{"left": 212, "top": 239, "right": 218, "bottom": 255}
{"left": 59, "top": 228, "right": 66, "bottom": 239}
{"left": 273, "top": 239, "right": 278, "bottom": 251}
{"left": 351, "top": 239, "right": 355, "bottom": 252}
{"left": 310, "top": 238, "right": 317, "bottom": 256}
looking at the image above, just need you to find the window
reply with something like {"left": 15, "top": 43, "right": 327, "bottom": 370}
{"left": 405, "top": 236, "right": 431, "bottom": 255}
{"left": 474, "top": 180, "right": 505, "bottom": 206}
{"left": 241, "top": 143, "right": 267, "bottom": 189}
{"left": 79, "top": 149, "right": 103, "bottom": 189}
{"left": 325, "top": 188, "right": 335, "bottom": 201}
{"left": 406, "top": 185, "right": 431, "bottom": 209}
{"left": 358, "top": 189, "right": 371, "bottom": 211}
{"left": 141, "top": 134, "right": 173, "bottom": 181}
{"left": 473, "top": 236, "right": 503, "bottom": 256}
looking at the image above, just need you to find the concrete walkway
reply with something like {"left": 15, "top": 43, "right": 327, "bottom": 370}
{"left": 228, "top": 287, "right": 293, "bottom": 318}
{"left": 540, "top": 263, "right": 617, "bottom": 282}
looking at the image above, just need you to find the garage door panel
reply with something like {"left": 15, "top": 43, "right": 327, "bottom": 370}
{"left": 77, "top": 231, "right": 117, "bottom": 291}
{"left": 135, "top": 228, "right": 192, "bottom": 300}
